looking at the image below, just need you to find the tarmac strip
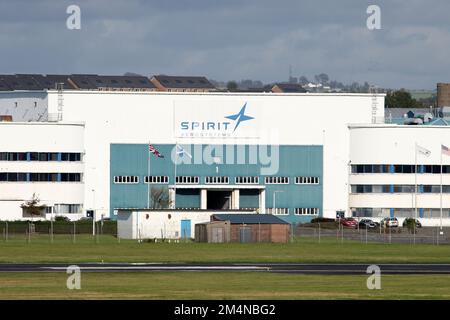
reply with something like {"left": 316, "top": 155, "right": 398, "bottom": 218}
{"left": 1, "top": 263, "right": 450, "bottom": 274}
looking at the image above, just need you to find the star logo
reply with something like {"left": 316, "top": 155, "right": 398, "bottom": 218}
{"left": 225, "top": 102, "right": 254, "bottom": 132}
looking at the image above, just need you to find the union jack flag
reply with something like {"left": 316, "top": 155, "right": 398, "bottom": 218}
{"left": 149, "top": 144, "right": 164, "bottom": 158}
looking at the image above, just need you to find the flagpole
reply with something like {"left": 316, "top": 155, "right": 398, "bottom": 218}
{"left": 174, "top": 142, "right": 177, "bottom": 210}
{"left": 440, "top": 144, "right": 443, "bottom": 232}
{"left": 414, "top": 142, "right": 418, "bottom": 244}
{"left": 147, "top": 141, "right": 151, "bottom": 209}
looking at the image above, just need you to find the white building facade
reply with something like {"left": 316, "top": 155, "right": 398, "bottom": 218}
{"left": 349, "top": 125, "right": 450, "bottom": 226}
{"left": 0, "top": 122, "right": 85, "bottom": 220}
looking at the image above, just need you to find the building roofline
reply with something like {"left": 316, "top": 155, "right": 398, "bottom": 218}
{"left": 348, "top": 123, "right": 450, "bottom": 129}
{"left": 0, "top": 121, "right": 85, "bottom": 127}
{"left": 42, "top": 90, "right": 386, "bottom": 97}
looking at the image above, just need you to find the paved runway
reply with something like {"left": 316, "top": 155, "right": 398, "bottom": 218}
{"left": 1, "top": 263, "right": 450, "bottom": 274}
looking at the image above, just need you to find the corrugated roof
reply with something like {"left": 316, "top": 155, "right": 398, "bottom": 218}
{"left": 38, "top": 74, "right": 75, "bottom": 90}
{"left": 152, "top": 75, "right": 215, "bottom": 89}
{"left": 69, "top": 74, "right": 156, "bottom": 90}
{"left": 0, "top": 74, "right": 42, "bottom": 90}
{"left": 212, "top": 214, "right": 289, "bottom": 224}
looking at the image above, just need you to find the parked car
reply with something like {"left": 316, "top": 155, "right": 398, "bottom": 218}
{"left": 380, "top": 217, "right": 399, "bottom": 228}
{"left": 358, "top": 219, "right": 377, "bottom": 229}
{"left": 339, "top": 217, "right": 358, "bottom": 228}
{"left": 402, "top": 218, "right": 422, "bottom": 228}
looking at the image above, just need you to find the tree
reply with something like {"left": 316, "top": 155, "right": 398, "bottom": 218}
{"left": 314, "top": 73, "right": 329, "bottom": 84}
{"left": 21, "top": 193, "right": 46, "bottom": 219}
{"left": 385, "top": 89, "right": 422, "bottom": 108}
{"left": 298, "top": 76, "right": 309, "bottom": 85}
{"left": 150, "top": 187, "right": 172, "bottom": 209}
{"left": 226, "top": 81, "right": 238, "bottom": 92}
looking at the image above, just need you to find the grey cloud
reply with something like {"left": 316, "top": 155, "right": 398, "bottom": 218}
{"left": 0, "top": 0, "right": 450, "bottom": 89}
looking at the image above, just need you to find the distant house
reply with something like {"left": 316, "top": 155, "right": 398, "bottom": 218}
{"left": 271, "top": 83, "right": 307, "bottom": 93}
{"left": 150, "top": 75, "right": 216, "bottom": 92}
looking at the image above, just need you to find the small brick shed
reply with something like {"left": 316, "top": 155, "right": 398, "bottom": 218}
{"left": 195, "top": 214, "right": 290, "bottom": 243}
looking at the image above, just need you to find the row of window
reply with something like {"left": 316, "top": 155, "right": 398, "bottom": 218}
{"left": 0, "top": 152, "right": 82, "bottom": 162}
{"left": 0, "top": 172, "right": 82, "bottom": 182}
{"left": 205, "top": 176, "right": 229, "bottom": 184}
{"left": 145, "top": 176, "right": 169, "bottom": 184}
{"left": 351, "top": 164, "right": 450, "bottom": 174}
{"left": 294, "top": 208, "right": 320, "bottom": 215}
{"left": 265, "top": 208, "right": 320, "bottom": 215}
{"left": 235, "top": 176, "right": 259, "bottom": 184}
{"left": 112, "top": 175, "right": 321, "bottom": 185}
{"left": 114, "top": 176, "right": 139, "bottom": 184}
{"left": 52, "top": 204, "right": 83, "bottom": 214}
{"left": 351, "top": 208, "right": 450, "bottom": 218}
{"left": 295, "top": 176, "right": 320, "bottom": 184}
{"left": 351, "top": 184, "right": 450, "bottom": 194}
{"left": 266, "top": 208, "right": 290, "bottom": 215}
{"left": 265, "top": 176, "right": 289, "bottom": 184}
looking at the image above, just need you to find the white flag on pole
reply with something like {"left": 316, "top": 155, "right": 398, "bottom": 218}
{"left": 416, "top": 144, "right": 431, "bottom": 157}
{"left": 176, "top": 145, "right": 192, "bottom": 158}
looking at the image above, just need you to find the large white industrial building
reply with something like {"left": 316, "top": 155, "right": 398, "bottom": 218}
{"left": 1, "top": 75, "right": 449, "bottom": 232}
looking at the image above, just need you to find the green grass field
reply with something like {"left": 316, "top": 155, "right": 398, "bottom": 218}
{"left": 0, "top": 272, "right": 449, "bottom": 299}
{"left": 1, "top": 235, "right": 450, "bottom": 299}
{"left": 0, "top": 234, "right": 450, "bottom": 264}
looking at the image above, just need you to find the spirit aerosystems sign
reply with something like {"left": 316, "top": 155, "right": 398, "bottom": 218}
{"left": 174, "top": 100, "right": 260, "bottom": 138}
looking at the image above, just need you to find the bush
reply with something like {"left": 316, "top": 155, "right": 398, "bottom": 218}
{"left": 54, "top": 216, "right": 70, "bottom": 222}
{"left": 311, "top": 217, "right": 335, "bottom": 223}
{"left": 0, "top": 220, "right": 117, "bottom": 234}
{"left": 403, "top": 218, "right": 418, "bottom": 234}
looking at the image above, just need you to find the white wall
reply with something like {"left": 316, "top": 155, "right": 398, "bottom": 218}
{"left": 0, "top": 92, "right": 48, "bottom": 121}
{"left": 0, "top": 122, "right": 85, "bottom": 220}
{"left": 349, "top": 125, "right": 450, "bottom": 165}
{"left": 46, "top": 91, "right": 384, "bottom": 220}
{"left": 118, "top": 210, "right": 213, "bottom": 239}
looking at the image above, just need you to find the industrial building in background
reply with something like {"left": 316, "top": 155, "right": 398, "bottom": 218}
{"left": 1, "top": 73, "right": 450, "bottom": 239}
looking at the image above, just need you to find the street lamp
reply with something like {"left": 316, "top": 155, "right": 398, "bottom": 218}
{"left": 272, "top": 190, "right": 284, "bottom": 214}
{"left": 91, "top": 189, "right": 96, "bottom": 236}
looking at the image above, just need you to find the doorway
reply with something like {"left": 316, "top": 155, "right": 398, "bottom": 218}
{"left": 206, "top": 190, "right": 231, "bottom": 210}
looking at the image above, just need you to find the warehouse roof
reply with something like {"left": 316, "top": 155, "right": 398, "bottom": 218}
{"left": 211, "top": 214, "right": 289, "bottom": 224}
{"left": 69, "top": 74, "right": 156, "bottom": 90}
{"left": 0, "top": 74, "right": 43, "bottom": 90}
{"left": 0, "top": 74, "right": 156, "bottom": 91}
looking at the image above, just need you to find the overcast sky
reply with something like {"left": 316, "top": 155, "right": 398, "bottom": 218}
{"left": 0, "top": 0, "right": 449, "bottom": 89}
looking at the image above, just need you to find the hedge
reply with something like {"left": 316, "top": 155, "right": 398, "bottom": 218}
{"left": 0, "top": 220, "right": 117, "bottom": 235}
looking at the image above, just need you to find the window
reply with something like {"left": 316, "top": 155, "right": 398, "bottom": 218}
{"left": 60, "top": 173, "right": 82, "bottom": 182}
{"left": 266, "top": 208, "right": 289, "bottom": 215}
{"left": 295, "top": 208, "right": 319, "bottom": 215}
{"left": 295, "top": 176, "right": 320, "bottom": 184}
{"left": 175, "top": 176, "right": 199, "bottom": 184}
{"left": 54, "top": 204, "right": 82, "bottom": 214}
{"left": 352, "top": 164, "right": 450, "bottom": 174}
{"left": 235, "top": 176, "right": 259, "bottom": 184}
{"left": 144, "top": 176, "right": 169, "bottom": 184}
{"left": 264, "top": 176, "right": 289, "bottom": 184}
{"left": 61, "top": 153, "right": 82, "bottom": 162}
{"left": 113, "top": 176, "right": 139, "bottom": 184}
{"left": 205, "top": 176, "right": 229, "bottom": 184}
{"left": 30, "top": 173, "right": 59, "bottom": 182}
